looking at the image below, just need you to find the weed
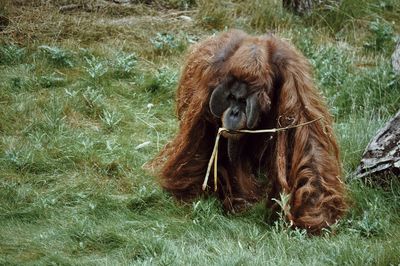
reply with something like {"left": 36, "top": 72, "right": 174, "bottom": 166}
{"left": 82, "top": 86, "right": 105, "bottom": 116}
{"left": 83, "top": 55, "right": 108, "bottom": 85}
{"left": 270, "top": 192, "right": 295, "bottom": 233}
{"left": 6, "top": 64, "right": 37, "bottom": 91}
{"left": 364, "top": 18, "right": 395, "bottom": 52}
{"left": 39, "top": 45, "right": 75, "bottom": 68}
{"left": 38, "top": 72, "right": 66, "bottom": 88}
{"left": 150, "top": 32, "right": 187, "bottom": 55}
{"left": 0, "top": 45, "right": 26, "bottom": 65}
{"left": 100, "top": 109, "right": 122, "bottom": 131}
{"left": 352, "top": 209, "right": 385, "bottom": 237}
{"left": 4, "top": 147, "right": 32, "bottom": 171}
{"left": 142, "top": 66, "right": 178, "bottom": 96}
{"left": 110, "top": 52, "right": 137, "bottom": 79}
{"left": 44, "top": 93, "right": 65, "bottom": 132}
{"left": 344, "top": 184, "right": 393, "bottom": 238}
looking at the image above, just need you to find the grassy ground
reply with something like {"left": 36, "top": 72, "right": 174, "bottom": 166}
{"left": 1, "top": 0, "right": 400, "bottom": 265}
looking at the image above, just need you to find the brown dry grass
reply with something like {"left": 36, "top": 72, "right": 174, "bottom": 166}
{"left": 1, "top": 1, "right": 201, "bottom": 62}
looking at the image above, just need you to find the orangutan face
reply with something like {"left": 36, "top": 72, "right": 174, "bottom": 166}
{"left": 209, "top": 77, "right": 266, "bottom": 134}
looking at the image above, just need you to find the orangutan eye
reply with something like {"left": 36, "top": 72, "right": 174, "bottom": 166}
{"left": 228, "top": 94, "right": 235, "bottom": 101}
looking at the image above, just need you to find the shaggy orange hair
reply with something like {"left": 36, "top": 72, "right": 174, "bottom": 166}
{"left": 152, "top": 30, "right": 347, "bottom": 234}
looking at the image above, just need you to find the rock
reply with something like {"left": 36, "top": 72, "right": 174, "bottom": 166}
{"left": 136, "top": 141, "right": 151, "bottom": 150}
{"left": 355, "top": 110, "right": 400, "bottom": 185}
{"left": 179, "top": 15, "right": 193, "bottom": 22}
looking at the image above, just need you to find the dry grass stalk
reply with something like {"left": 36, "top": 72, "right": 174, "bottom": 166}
{"left": 202, "top": 117, "right": 323, "bottom": 191}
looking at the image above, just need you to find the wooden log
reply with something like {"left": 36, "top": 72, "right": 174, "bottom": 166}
{"left": 354, "top": 110, "right": 400, "bottom": 185}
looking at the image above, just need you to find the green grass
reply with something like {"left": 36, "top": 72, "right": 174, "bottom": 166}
{"left": 1, "top": 1, "right": 400, "bottom": 265}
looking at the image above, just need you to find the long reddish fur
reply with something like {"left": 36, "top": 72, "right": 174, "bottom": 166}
{"left": 152, "top": 30, "right": 347, "bottom": 234}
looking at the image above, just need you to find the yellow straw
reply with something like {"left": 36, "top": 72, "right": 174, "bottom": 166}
{"left": 202, "top": 117, "right": 322, "bottom": 191}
